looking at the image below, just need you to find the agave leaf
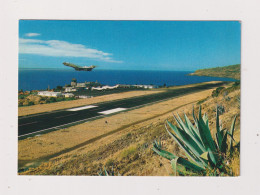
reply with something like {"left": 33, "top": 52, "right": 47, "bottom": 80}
{"left": 177, "top": 157, "right": 205, "bottom": 172}
{"left": 173, "top": 113, "right": 184, "bottom": 130}
{"left": 176, "top": 113, "right": 195, "bottom": 137}
{"left": 167, "top": 121, "right": 204, "bottom": 157}
{"left": 229, "top": 115, "right": 237, "bottom": 154}
{"left": 104, "top": 167, "right": 109, "bottom": 176}
{"left": 98, "top": 170, "right": 102, "bottom": 176}
{"left": 171, "top": 156, "right": 205, "bottom": 173}
{"left": 215, "top": 132, "right": 220, "bottom": 150}
{"left": 171, "top": 157, "right": 179, "bottom": 176}
{"left": 152, "top": 142, "right": 177, "bottom": 160}
{"left": 111, "top": 166, "right": 114, "bottom": 176}
{"left": 165, "top": 124, "right": 197, "bottom": 161}
{"left": 184, "top": 112, "right": 201, "bottom": 138}
{"left": 154, "top": 139, "right": 162, "bottom": 148}
{"left": 184, "top": 113, "right": 205, "bottom": 145}
{"left": 174, "top": 114, "right": 207, "bottom": 153}
{"left": 215, "top": 106, "right": 223, "bottom": 150}
{"left": 157, "top": 140, "right": 161, "bottom": 148}
{"left": 197, "top": 112, "right": 217, "bottom": 153}
{"left": 207, "top": 148, "right": 217, "bottom": 166}
{"left": 220, "top": 130, "right": 228, "bottom": 154}
{"left": 165, "top": 124, "right": 207, "bottom": 168}
{"left": 203, "top": 113, "right": 209, "bottom": 128}
{"left": 200, "top": 152, "right": 209, "bottom": 161}
{"left": 192, "top": 106, "right": 199, "bottom": 129}
{"left": 198, "top": 106, "right": 202, "bottom": 120}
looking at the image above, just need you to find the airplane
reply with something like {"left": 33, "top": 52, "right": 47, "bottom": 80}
{"left": 63, "top": 62, "right": 96, "bottom": 71}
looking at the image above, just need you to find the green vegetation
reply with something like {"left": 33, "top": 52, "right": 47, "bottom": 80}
{"left": 18, "top": 95, "right": 76, "bottom": 107}
{"left": 211, "top": 81, "right": 240, "bottom": 99}
{"left": 190, "top": 64, "right": 240, "bottom": 80}
{"left": 212, "top": 87, "right": 225, "bottom": 97}
{"left": 98, "top": 167, "right": 121, "bottom": 176}
{"left": 153, "top": 106, "right": 238, "bottom": 176}
{"left": 120, "top": 146, "right": 138, "bottom": 159}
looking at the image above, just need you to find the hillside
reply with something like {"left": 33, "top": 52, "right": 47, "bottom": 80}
{"left": 189, "top": 64, "right": 240, "bottom": 80}
{"left": 19, "top": 82, "right": 240, "bottom": 176}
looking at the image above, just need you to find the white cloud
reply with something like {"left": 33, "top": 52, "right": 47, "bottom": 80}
{"left": 19, "top": 38, "right": 122, "bottom": 63}
{"left": 25, "top": 33, "right": 41, "bottom": 37}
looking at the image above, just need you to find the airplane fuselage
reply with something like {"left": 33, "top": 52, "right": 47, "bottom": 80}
{"left": 76, "top": 67, "right": 95, "bottom": 71}
{"left": 63, "top": 62, "right": 96, "bottom": 71}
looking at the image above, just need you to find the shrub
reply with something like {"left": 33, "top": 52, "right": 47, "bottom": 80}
{"left": 152, "top": 106, "right": 238, "bottom": 176}
{"left": 49, "top": 97, "right": 57, "bottom": 102}
{"left": 197, "top": 97, "right": 208, "bottom": 105}
{"left": 28, "top": 101, "right": 34, "bottom": 106}
{"left": 211, "top": 87, "right": 225, "bottom": 97}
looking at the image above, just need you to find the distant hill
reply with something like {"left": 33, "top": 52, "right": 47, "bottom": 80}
{"left": 189, "top": 64, "right": 240, "bottom": 80}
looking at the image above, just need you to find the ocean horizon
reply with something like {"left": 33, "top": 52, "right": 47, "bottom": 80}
{"left": 18, "top": 69, "right": 236, "bottom": 91}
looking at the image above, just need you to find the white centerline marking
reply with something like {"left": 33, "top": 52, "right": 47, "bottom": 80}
{"left": 67, "top": 105, "right": 97, "bottom": 111}
{"left": 98, "top": 108, "right": 127, "bottom": 115}
{"left": 18, "top": 121, "right": 38, "bottom": 127}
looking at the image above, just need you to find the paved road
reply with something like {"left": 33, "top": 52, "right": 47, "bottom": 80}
{"left": 18, "top": 82, "right": 225, "bottom": 138}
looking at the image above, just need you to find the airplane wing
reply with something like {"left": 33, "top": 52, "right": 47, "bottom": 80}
{"left": 63, "top": 62, "right": 80, "bottom": 70}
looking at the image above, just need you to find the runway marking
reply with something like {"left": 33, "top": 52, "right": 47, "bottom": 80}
{"left": 67, "top": 105, "right": 97, "bottom": 111}
{"left": 18, "top": 121, "right": 38, "bottom": 127}
{"left": 98, "top": 108, "right": 127, "bottom": 115}
{"left": 55, "top": 113, "right": 77, "bottom": 119}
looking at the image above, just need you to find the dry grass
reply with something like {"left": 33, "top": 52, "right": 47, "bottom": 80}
{"left": 19, "top": 82, "right": 240, "bottom": 176}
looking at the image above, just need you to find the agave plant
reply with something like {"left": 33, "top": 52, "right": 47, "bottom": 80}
{"left": 152, "top": 106, "right": 237, "bottom": 176}
{"left": 98, "top": 167, "right": 121, "bottom": 176}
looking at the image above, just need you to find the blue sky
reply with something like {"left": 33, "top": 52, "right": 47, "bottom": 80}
{"left": 19, "top": 20, "right": 241, "bottom": 71}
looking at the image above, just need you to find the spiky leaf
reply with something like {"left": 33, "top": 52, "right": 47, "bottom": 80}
{"left": 152, "top": 143, "right": 176, "bottom": 160}
{"left": 197, "top": 110, "right": 217, "bottom": 153}
{"left": 200, "top": 152, "right": 209, "bottom": 161}
{"left": 171, "top": 157, "right": 179, "bottom": 176}
{"left": 229, "top": 115, "right": 237, "bottom": 154}
{"left": 167, "top": 120, "right": 205, "bottom": 157}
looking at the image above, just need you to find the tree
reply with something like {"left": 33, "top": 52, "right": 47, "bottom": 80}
{"left": 56, "top": 86, "right": 63, "bottom": 91}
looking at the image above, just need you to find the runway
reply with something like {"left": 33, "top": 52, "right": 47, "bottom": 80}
{"left": 18, "top": 82, "right": 225, "bottom": 139}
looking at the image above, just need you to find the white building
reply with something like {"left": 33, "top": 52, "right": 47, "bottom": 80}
{"left": 92, "top": 85, "right": 119, "bottom": 90}
{"left": 63, "top": 93, "right": 75, "bottom": 98}
{"left": 38, "top": 91, "right": 63, "bottom": 97}
{"left": 141, "top": 85, "right": 158, "bottom": 89}
{"left": 64, "top": 87, "right": 77, "bottom": 92}
{"left": 76, "top": 83, "right": 87, "bottom": 87}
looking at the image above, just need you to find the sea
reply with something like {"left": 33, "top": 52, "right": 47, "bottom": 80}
{"left": 18, "top": 69, "right": 236, "bottom": 91}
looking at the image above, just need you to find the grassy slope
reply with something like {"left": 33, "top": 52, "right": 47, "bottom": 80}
{"left": 190, "top": 64, "right": 240, "bottom": 80}
{"left": 20, "top": 83, "right": 240, "bottom": 176}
